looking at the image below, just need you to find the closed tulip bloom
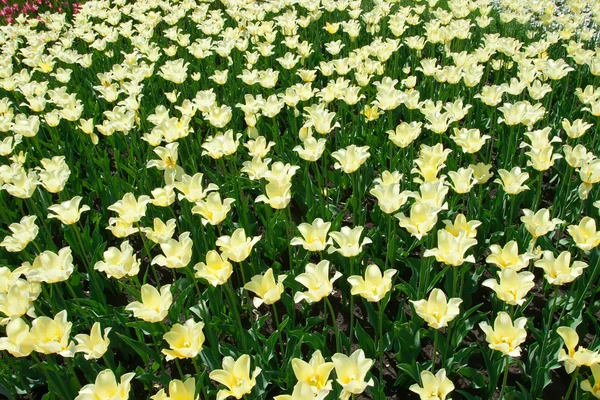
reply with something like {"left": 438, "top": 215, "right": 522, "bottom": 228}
{"left": 48, "top": 196, "right": 90, "bottom": 225}
{"left": 209, "top": 354, "right": 261, "bottom": 400}
{"left": 194, "top": 251, "right": 233, "bottom": 286}
{"left": 291, "top": 350, "right": 334, "bottom": 394}
{"left": 424, "top": 230, "right": 477, "bottom": 267}
{"left": 274, "top": 381, "right": 326, "bottom": 400}
{"left": 94, "top": 241, "right": 140, "bottom": 279}
{"left": 332, "top": 349, "right": 374, "bottom": 400}
{"left": 495, "top": 167, "right": 530, "bottom": 194}
{"left": 290, "top": 218, "right": 333, "bottom": 252}
{"left": 331, "top": 145, "right": 370, "bottom": 173}
{"left": 411, "top": 288, "right": 462, "bottom": 329}
{"left": 29, "top": 310, "right": 76, "bottom": 357}
{"left": 521, "top": 208, "right": 564, "bottom": 238}
{"left": 534, "top": 250, "right": 587, "bottom": 285}
{"left": 327, "top": 226, "right": 372, "bottom": 257}
{"left": 20, "top": 247, "right": 74, "bottom": 283}
{"left": 479, "top": 312, "right": 527, "bottom": 357}
{"left": 348, "top": 264, "right": 396, "bottom": 302}
{"left": 486, "top": 241, "right": 536, "bottom": 271}
{"left": 409, "top": 369, "right": 455, "bottom": 400}
{"left": 241, "top": 156, "right": 271, "bottom": 180}
{"left": 0, "top": 318, "right": 33, "bottom": 357}
{"left": 216, "top": 228, "right": 261, "bottom": 263}
{"left": 0, "top": 215, "right": 38, "bottom": 252}
{"left": 75, "top": 322, "right": 111, "bottom": 360}
{"left": 294, "top": 260, "right": 342, "bottom": 303}
{"left": 75, "top": 369, "right": 135, "bottom": 400}
{"left": 581, "top": 364, "right": 600, "bottom": 398}
{"left": 152, "top": 232, "right": 193, "bottom": 269}
{"left": 482, "top": 269, "right": 535, "bottom": 306}
{"left": 387, "top": 121, "right": 422, "bottom": 148}
{"left": 255, "top": 181, "right": 293, "bottom": 209}
{"left": 125, "top": 284, "right": 172, "bottom": 323}
{"left": 107, "top": 193, "right": 151, "bottom": 225}
{"left": 244, "top": 268, "right": 287, "bottom": 308}
{"left": 567, "top": 217, "right": 600, "bottom": 251}
{"left": 192, "top": 192, "right": 235, "bottom": 226}
{"left": 557, "top": 327, "right": 600, "bottom": 374}
{"left": 162, "top": 318, "right": 205, "bottom": 361}
{"left": 152, "top": 378, "right": 198, "bottom": 400}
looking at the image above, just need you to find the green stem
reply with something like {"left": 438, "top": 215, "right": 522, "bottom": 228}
{"left": 432, "top": 329, "right": 438, "bottom": 373}
{"left": 325, "top": 296, "right": 341, "bottom": 353}
{"left": 349, "top": 257, "right": 356, "bottom": 352}
{"left": 272, "top": 304, "right": 286, "bottom": 357}
{"left": 564, "top": 367, "right": 580, "bottom": 400}
{"left": 226, "top": 281, "right": 247, "bottom": 351}
{"left": 498, "top": 356, "right": 510, "bottom": 400}
{"left": 378, "top": 301, "right": 385, "bottom": 384}
{"left": 137, "top": 223, "right": 161, "bottom": 285}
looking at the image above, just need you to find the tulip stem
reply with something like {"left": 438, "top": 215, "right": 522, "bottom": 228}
{"left": 325, "top": 297, "right": 341, "bottom": 353}
{"left": 137, "top": 224, "right": 161, "bottom": 285}
{"left": 378, "top": 301, "right": 385, "bottom": 385}
{"left": 498, "top": 356, "right": 509, "bottom": 400}
{"left": 564, "top": 367, "right": 580, "bottom": 400}
{"left": 271, "top": 304, "right": 285, "bottom": 357}
{"left": 431, "top": 329, "right": 438, "bottom": 373}
{"left": 349, "top": 258, "right": 356, "bottom": 352}
{"left": 534, "top": 285, "right": 559, "bottom": 394}
{"left": 225, "top": 281, "right": 247, "bottom": 351}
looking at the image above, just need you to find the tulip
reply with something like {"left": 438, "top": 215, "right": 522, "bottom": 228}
{"left": 194, "top": 251, "right": 233, "bottom": 286}
{"left": 0, "top": 215, "right": 38, "bottom": 252}
{"left": 534, "top": 251, "right": 587, "bottom": 285}
{"left": 162, "top": 319, "right": 205, "bottom": 361}
{"left": 348, "top": 264, "right": 396, "bottom": 302}
{"left": 424, "top": 230, "right": 477, "bottom": 267}
{"left": 331, "top": 145, "right": 370, "bottom": 173}
{"left": 557, "top": 326, "right": 600, "bottom": 374}
{"left": 192, "top": 192, "right": 235, "bottom": 226}
{"left": 142, "top": 218, "right": 177, "bottom": 244}
{"left": 75, "top": 322, "right": 111, "bottom": 360}
{"left": 216, "top": 228, "right": 261, "bottom": 263}
{"left": 125, "top": 284, "right": 172, "bottom": 323}
{"left": 244, "top": 268, "right": 287, "bottom": 308}
{"left": 521, "top": 208, "right": 564, "bottom": 239}
{"left": 93, "top": 241, "right": 140, "bottom": 279}
{"left": 486, "top": 241, "right": 536, "bottom": 271}
{"left": 479, "top": 312, "right": 527, "bottom": 357}
{"left": 107, "top": 193, "right": 151, "bottom": 225}
{"left": 581, "top": 364, "right": 600, "bottom": 398}
{"left": 331, "top": 349, "right": 374, "bottom": 399}
{"left": 566, "top": 217, "right": 600, "bottom": 251}
{"left": 409, "top": 369, "right": 455, "bottom": 400}
{"left": 327, "top": 226, "right": 372, "bottom": 257}
{"left": 47, "top": 196, "right": 90, "bottom": 225}
{"left": 291, "top": 350, "right": 334, "bottom": 394}
{"left": 482, "top": 269, "right": 535, "bottom": 306}
{"left": 151, "top": 378, "right": 197, "bottom": 400}
{"left": 290, "top": 218, "right": 333, "bottom": 252}
{"left": 0, "top": 318, "right": 33, "bottom": 357}
{"left": 294, "top": 260, "right": 342, "bottom": 304}
{"left": 29, "top": 310, "right": 76, "bottom": 357}
{"left": 151, "top": 232, "right": 193, "bottom": 270}
{"left": 75, "top": 369, "right": 135, "bottom": 400}
{"left": 209, "top": 354, "right": 261, "bottom": 400}
{"left": 411, "top": 288, "right": 462, "bottom": 330}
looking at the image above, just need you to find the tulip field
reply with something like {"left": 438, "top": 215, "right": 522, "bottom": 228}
{"left": 2, "top": 0, "right": 600, "bottom": 398}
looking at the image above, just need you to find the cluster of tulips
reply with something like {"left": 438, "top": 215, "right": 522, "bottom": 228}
{"left": 1, "top": 0, "right": 600, "bottom": 398}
